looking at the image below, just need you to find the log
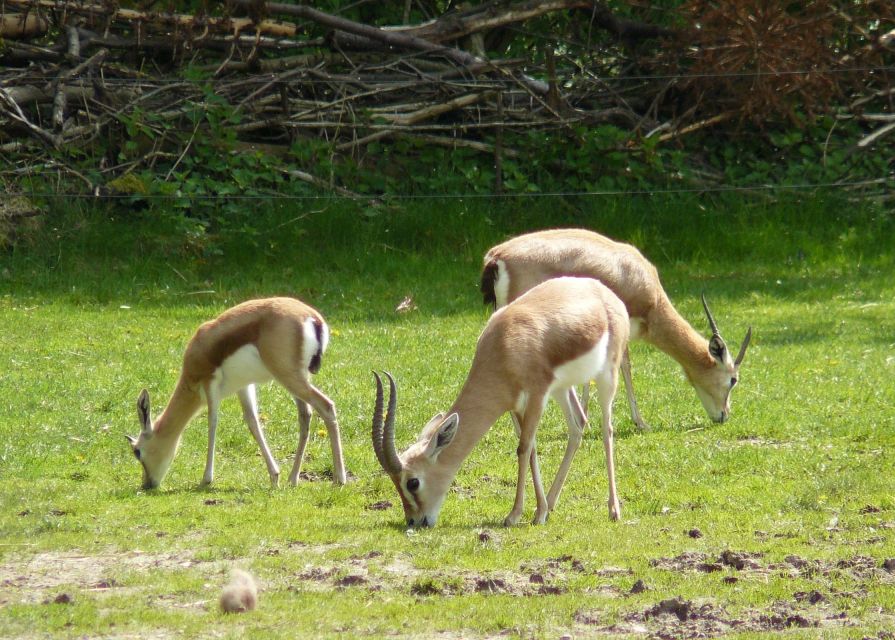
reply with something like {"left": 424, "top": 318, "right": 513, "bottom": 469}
{"left": 4, "top": 0, "right": 298, "bottom": 37}
{"left": 0, "top": 12, "right": 48, "bottom": 39}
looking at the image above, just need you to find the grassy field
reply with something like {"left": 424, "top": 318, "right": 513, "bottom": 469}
{"left": 0, "top": 196, "right": 893, "bottom": 639}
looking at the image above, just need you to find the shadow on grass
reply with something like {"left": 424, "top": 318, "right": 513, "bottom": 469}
{"left": 3, "top": 194, "right": 892, "bottom": 324}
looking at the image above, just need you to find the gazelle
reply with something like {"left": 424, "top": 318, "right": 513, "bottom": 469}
{"left": 481, "top": 228, "right": 752, "bottom": 428}
{"left": 371, "top": 277, "right": 629, "bottom": 527}
{"left": 127, "top": 297, "right": 347, "bottom": 490}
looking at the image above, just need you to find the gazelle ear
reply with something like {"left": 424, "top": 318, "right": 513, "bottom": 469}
{"left": 125, "top": 434, "right": 138, "bottom": 447}
{"left": 137, "top": 389, "right": 152, "bottom": 434}
{"left": 424, "top": 413, "right": 459, "bottom": 459}
{"left": 423, "top": 412, "right": 447, "bottom": 431}
{"left": 708, "top": 334, "right": 727, "bottom": 362}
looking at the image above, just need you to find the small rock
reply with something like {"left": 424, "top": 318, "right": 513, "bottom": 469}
{"left": 629, "top": 579, "right": 647, "bottom": 594}
{"left": 647, "top": 597, "right": 691, "bottom": 622}
{"left": 53, "top": 593, "right": 73, "bottom": 605}
{"left": 859, "top": 505, "right": 881, "bottom": 514}
{"left": 335, "top": 575, "right": 367, "bottom": 588}
{"left": 688, "top": 528, "right": 703, "bottom": 539}
{"left": 529, "top": 573, "right": 545, "bottom": 584}
{"left": 474, "top": 577, "right": 506, "bottom": 593}
{"left": 478, "top": 530, "right": 492, "bottom": 543}
{"left": 723, "top": 576, "right": 739, "bottom": 584}
{"left": 882, "top": 559, "right": 895, "bottom": 572}
{"left": 537, "top": 585, "right": 565, "bottom": 595}
{"left": 366, "top": 500, "right": 392, "bottom": 511}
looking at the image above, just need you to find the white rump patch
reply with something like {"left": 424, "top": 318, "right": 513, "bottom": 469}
{"left": 301, "top": 317, "right": 327, "bottom": 369}
{"left": 549, "top": 331, "right": 610, "bottom": 392}
{"left": 494, "top": 259, "right": 510, "bottom": 308}
{"left": 213, "top": 344, "right": 274, "bottom": 398}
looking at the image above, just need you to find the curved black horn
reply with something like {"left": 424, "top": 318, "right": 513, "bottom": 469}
{"left": 734, "top": 327, "right": 752, "bottom": 366}
{"left": 371, "top": 372, "right": 389, "bottom": 472}
{"left": 382, "top": 372, "right": 403, "bottom": 474}
{"left": 701, "top": 293, "right": 720, "bottom": 337}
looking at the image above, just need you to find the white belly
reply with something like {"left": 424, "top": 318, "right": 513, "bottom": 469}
{"left": 213, "top": 344, "right": 274, "bottom": 398}
{"left": 549, "top": 331, "right": 610, "bottom": 393}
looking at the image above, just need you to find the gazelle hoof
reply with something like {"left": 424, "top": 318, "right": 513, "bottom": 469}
{"left": 503, "top": 512, "right": 522, "bottom": 527}
{"left": 609, "top": 502, "right": 621, "bottom": 521}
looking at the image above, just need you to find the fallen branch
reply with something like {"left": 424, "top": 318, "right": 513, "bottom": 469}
{"left": 0, "top": 11, "right": 48, "bottom": 39}
{"left": 5, "top": 0, "right": 299, "bottom": 37}
{"left": 282, "top": 168, "right": 363, "bottom": 199}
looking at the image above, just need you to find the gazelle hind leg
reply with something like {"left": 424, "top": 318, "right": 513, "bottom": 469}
{"left": 621, "top": 347, "right": 650, "bottom": 431}
{"left": 596, "top": 371, "right": 622, "bottom": 520}
{"left": 237, "top": 385, "right": 280, "bottom": 488}
{"left": 272, "top": 369, "right": 347, "bottom": 485}
{"left": 577, "top": 383, "right": 590, "bottom": 421}
{"left": 546, "top": 387, "right": 588, "bottom": 512}
{"left": 288, "top": 398, "right": 313, "bottom": 485}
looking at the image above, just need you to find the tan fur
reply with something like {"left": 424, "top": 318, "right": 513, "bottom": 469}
{"left": 219, "top": 569, "right": 258, "bottom": 613}
{"left": 484, "top": 228, "right": 749, "bottom": 424}
{"left": 128, "top": 297, "right": 347, "bottom": 490}
{"left": 385, "top": 277, "right": 629, "bottom": 527}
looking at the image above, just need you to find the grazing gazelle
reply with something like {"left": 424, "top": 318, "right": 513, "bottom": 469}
{"left": 481, "top": 228, "right": 752, "bottom": 428}
{"left": 127, "top": 297, "right": 347, "bottom": 490}
{"left": 371, "top": 277, "right": 629, "bottom": 527}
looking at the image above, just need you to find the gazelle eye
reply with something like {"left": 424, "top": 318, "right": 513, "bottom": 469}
{"left": 406, "top": 478, "right": 420, "bottom": 492}
{"left": 730, "top": 377, "right": 738, "bottom": 388}
{"left": 133, "top": 449, "right": 141, "bottom": 460}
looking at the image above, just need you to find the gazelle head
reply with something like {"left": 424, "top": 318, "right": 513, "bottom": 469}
{"left": 686, "top": 295, "right": 752, "bottom": 423}
{"left": 371, "top": 372, "right": 458, "bottom": 528}
{"left": 126, "top": 389, "right": 177, "bottom": 490}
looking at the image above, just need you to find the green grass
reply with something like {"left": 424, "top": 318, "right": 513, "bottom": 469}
{"left": 1, "top": 195, "right": 893, "bottom": 638}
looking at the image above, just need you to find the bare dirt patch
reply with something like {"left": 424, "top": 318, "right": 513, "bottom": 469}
{"left": 577, "top": 595, "right": 856, "bottom": 638}
{"left": 0, "top": 550, "right": 206, "bottom": 605}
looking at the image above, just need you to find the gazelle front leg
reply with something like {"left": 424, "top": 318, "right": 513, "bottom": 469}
{"left": 510, "top": 411, "right": 548, "bottom": 525}
{"left": 287, "top": 398, "right": 312, "bottom": 486}
{"left": 237, "top": 385, "right": 280, "bottom": 488}
{"left": 621, "top": 347, "right": 650, "bottom": 431}
{"left": 202, "top": 382, "right": 221, "bottom": 486}
{"left": 504, "top": 407, "right": 547, "bottom": 526}
{"left": 596, "top": 372, "right": 622, "bottom": 521}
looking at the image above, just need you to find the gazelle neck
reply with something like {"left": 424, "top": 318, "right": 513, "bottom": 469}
{"left": 645, "top": 297, "right": 714, "bottom": 374}
{"left": 152, "top": 378, "right": 203, "bottom": 441}
{"left": 436, "top": 379, "right": 508, "bottom": 477}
